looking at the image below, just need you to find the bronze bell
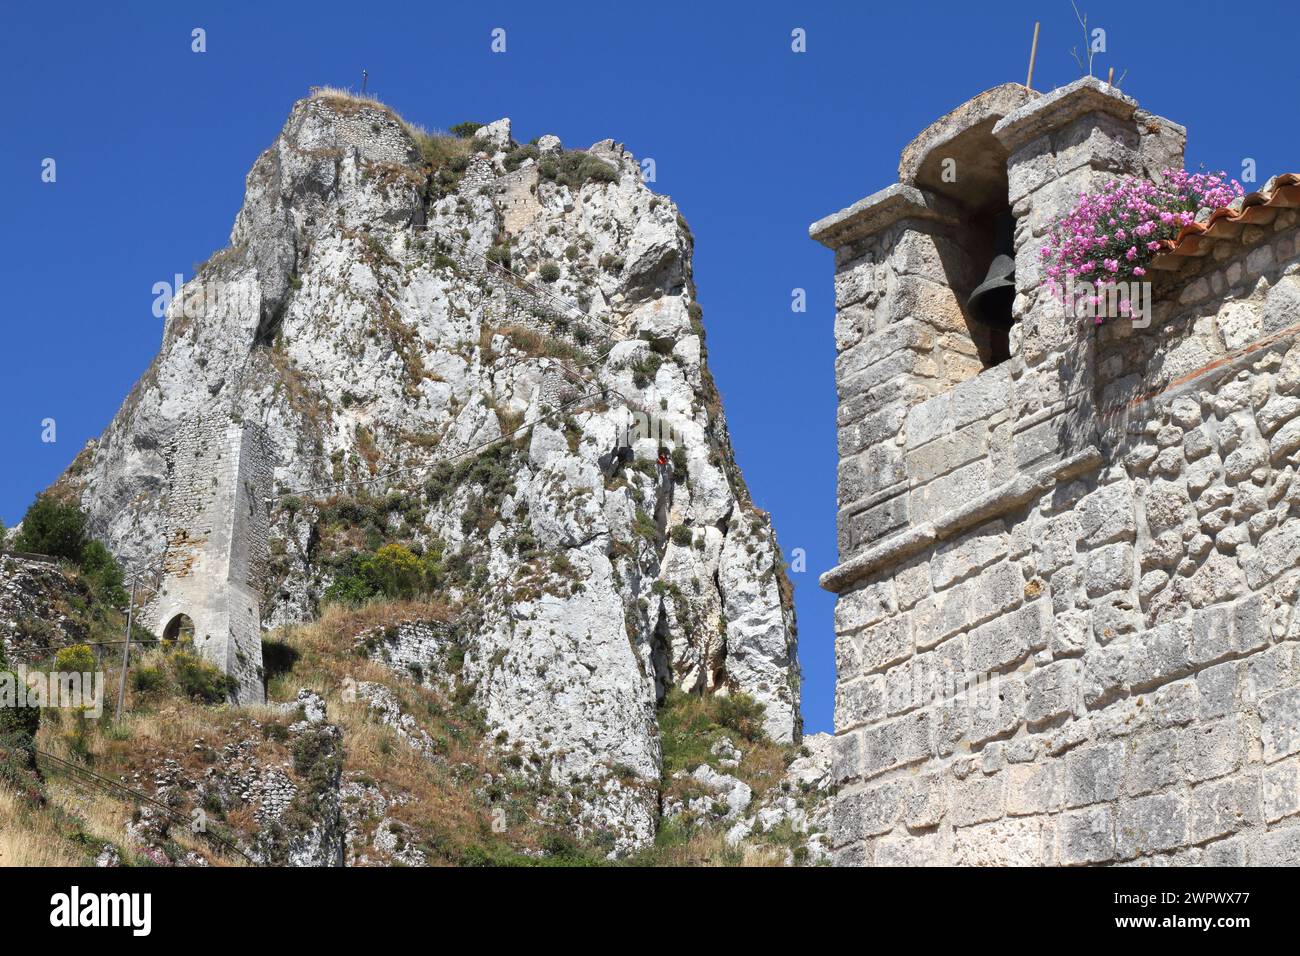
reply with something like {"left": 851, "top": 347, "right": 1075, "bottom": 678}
{"left": 967, "top": 212, "right": 1017, "bottom": 331}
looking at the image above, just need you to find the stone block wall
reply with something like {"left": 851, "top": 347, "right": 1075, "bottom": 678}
{"left": 817, "top": 77, "right": 1300, "bottom": 865}
{"left": 148, "top": 415, "right": 273, "bottom": 704}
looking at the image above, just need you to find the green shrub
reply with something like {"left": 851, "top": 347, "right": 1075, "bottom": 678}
{"left": 53, "top": 644, "right": 95, "bottom": 675}
{"left": 0, "top": 640, "right": 42, "bottom": 799}
{"left": 538, "top": 261, "right": 561, "bottom": 283}
{"left": 629, "top": 353, "right": 662, "bottom": 389}
{"left": 537, "top": 149, "right": 620, "bottom": 190}
{"left": 504, "top": 144, "right": 540, "bottom": 171}
{"left": 0, "top": 641, "right": 40, "bottom": 745}
{"left": 670, "top": 445, "right": 688, "bottom": 482}
{"left": 449, "top": 121, "right": 482, "bottom": 139}
{"left": 322, "top": 543, "right": 444, "bottom": 607}
{"left": 322, "top": 554, "right": 376, "bottom": 606}
{"left": 171, "top": 651, "right": 236, "bottom": 704}
{"left": 579, "top": 156, "right": 618, "bottom": 184}
{"left": 486, "top": 244, "right": 513, "bottom": 271}
{"left": 12, "top": 497, "right": 126, "bottom": 604}
{"left": 633, "top": 509, "right": 659, "bottom": 542}
{"left": 13, "top": 495, "right": 87, "bottom": 560}
{"left": 717, "top": 693, "right": 766, "bottom": 742}
{"left": 366, "top": 543, "right": 425, "bottom": 599}
{"left": 79, "top": 539, "right": 127, "bottom": 606}
{"left": 130, "top": 666, "right": 168, "bottom": 694}
{"left": 670, "top": 525, "right": 694, "bottom": 547}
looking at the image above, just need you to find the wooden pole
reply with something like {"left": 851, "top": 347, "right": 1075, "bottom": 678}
{"left": 115, "top": 573, "right": 137, "bottom": 722}
{"left": 1026, "top": 22, "right": 1041, "bottom": 89}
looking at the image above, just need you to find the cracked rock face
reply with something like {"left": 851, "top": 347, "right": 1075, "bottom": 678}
{"left": 57, "top": 93, "right": 800, "bottom": 852}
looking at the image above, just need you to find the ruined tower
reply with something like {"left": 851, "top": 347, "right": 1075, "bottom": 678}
{"left": 148, "top": 415, "right": 273, "bottom": 704}
{"left": 814, "top": 78, "right": 1300, "bottom": 865}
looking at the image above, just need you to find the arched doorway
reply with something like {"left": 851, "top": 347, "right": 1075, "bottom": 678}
{"left": 163, "top": 613, "right": 195, "bottom": 645}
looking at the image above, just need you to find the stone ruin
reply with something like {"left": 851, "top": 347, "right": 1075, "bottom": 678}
{"left": 813, "top": 77, "right": 1300, "bottom": 865}
{"left": 147, "top": 414, "right": 273, "bottom": 705}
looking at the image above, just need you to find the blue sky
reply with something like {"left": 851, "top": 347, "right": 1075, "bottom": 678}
{"left": 2, "top": 1, "right": 1295, "bottom": 733}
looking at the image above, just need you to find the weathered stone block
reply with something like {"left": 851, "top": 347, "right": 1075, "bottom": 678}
{"left": 834, "top": 579, "right": 897, "bottom": 635}
{"left": 860, "top": 710, "right": 932, "bottom": 778}
{"left": 1025, "top": 659, "right": 1082, "bottom": 725}
{"left": 1260, "top": 685, "right": 1300, "bottom": 762}
{"left": 905, "top": 421, "right": 989, "bottom": 484}
{"left": 931, "top": 520, "right": 1008, "bottom": 590}
{"left": 833, "top": 780, "right": 906, "bottom": 844}
{"left": 874, "top": 830, "right": 947, "bottom": 866}
{"left": 909, "top": 460, "right": 989, "bottom": 525}
{"left": 904, "top": 772, "right": 947, "bottom": 829}
{"left": 904, "top": 392, "right": 953, "bottom": 450}
{"left": 1126, "top": 620, "right": 1193, "bottom": 689}
{"left": 951, "top": 818, "right": 1044, "bottom": 865}
{"left": 1083, "top": 645, "right": 1128, "bottom": 708}
{"left": 831, "top": 731, "right": 862, "bottom": 785}
{"left": 1124, "top": 729, "right": 1183, "bottom": 796}
{"left": 1065, "top": 741, "right": 1124, "bottom": 807}
{"left": 968, "top": 560, "right": 1027, "bottom": 625}
{"left": 840, "top": 492, "right": 909, "bottom": 556}
{"left": 1150, "top": 679, "right": 1199, "bottom": 729}
{"left": 1262, "top": 757, "right": 1300, "bottom": 823}
{"left": 968, "top": 674, "right": 1025, "bottom": 745}
{"left": 1086, "top": 542, "right": 1135, "bottom": 598}
{"left": 948, "top": 771, "right": 1007, "bottom": 828}
{"left": 1247, "top": 826, "right": 1300, "bottom": 866}
{"left": 1117, "top": 792, "right": 1188, "bottom": 859}
{"left": 1059, "top": 806, "right": 1116, "bottom": 865}
{"left": 838, "top": 402, "right": 908, "bottom": 459}
{"left": 838, "top": 443, "right": 906, "bottom": 509}
{"left": 967, "top": 600, "right": 1047, "bottom": 674}
{"left": 912, "top": 581, "right": 972, "bottom": 650}
{"left": 1196, "top": 660, "right": 1239, "bottom": 721}
{"left": 951, "top": 365, "right": 1011, "bottom": 429}
{"left": 1186, "top": 716, "right": 1247, "bottom": 782}
{"left": 1190, "top": 775, "right": 1261, "bottom": 844}
{"left": 835, "top": 675, "right": 887, "bottom": 730}
{"left": 1077, "top": 480, "right": 1137, "bottom": 547}
{"left": 1040, "top": 512, "right": 1080, "bottom": 574}
{"left": 1007, "top": 761, "right": 1060, "bottom": 816}
{"left": 858, "top": 614, "right": 914, "bottom": 674}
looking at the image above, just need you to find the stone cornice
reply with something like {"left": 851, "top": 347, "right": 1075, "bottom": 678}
{"left": 991, "top": 76, "right": 1139, "bottom": 153}
{"left": 808, "top": 183, "right": 960, "bottom": 250}
{"left": 819, "top": 446, "right": 1103, "bottom": 594}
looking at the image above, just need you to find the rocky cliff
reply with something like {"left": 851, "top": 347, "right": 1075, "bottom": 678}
{"left": 54, "top": 90, "right": 800, "bottom": 852}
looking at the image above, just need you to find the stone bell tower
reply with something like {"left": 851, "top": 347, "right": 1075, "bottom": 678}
{"left": 148, "top": 414, "right": 273, "bottom": 705}
{"left": 813, "top": 77, "right": 1300, "bottom": 867}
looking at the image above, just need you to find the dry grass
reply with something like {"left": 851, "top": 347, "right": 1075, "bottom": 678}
{"left": 309, "top": 85, "right": 401, "bottom": 119}
{"left": 262, "top": 602, "right": 568, "bottom": 863}
{"left": 0, "top": 784, "right": 82, "bottom": 866}
{"left": 307, "top": 86, "right": 469, "bottom": 161}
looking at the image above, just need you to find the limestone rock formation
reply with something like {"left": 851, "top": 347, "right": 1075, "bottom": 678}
{"left": 54, "top": 91, "right": 800, "bottom": 852}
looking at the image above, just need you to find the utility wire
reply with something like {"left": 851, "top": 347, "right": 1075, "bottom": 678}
{"left": 35, "top": 748, "right": 258, "bottom": 866}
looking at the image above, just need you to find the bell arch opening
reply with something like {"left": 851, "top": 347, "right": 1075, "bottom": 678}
{"left": 911, "top": 120, "right": 1016, "bottom": 369}
{"left": 163, "top": 613, "right": 195, "bottom": 644}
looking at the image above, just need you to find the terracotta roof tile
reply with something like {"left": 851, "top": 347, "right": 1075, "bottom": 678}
{"left": 1149, "top": 173, "right": 1300, "bottom": 270}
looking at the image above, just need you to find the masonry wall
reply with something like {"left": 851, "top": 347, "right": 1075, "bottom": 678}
{"left": 149, "top": 415, "right": 273, "bottom": 704}
{"left": 822, "top": 79, "right": 1300, "bottom": 866}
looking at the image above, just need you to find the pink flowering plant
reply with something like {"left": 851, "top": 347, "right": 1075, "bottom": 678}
{"left": 1040, "top": 169, "right": 1243, "bottom": 322}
